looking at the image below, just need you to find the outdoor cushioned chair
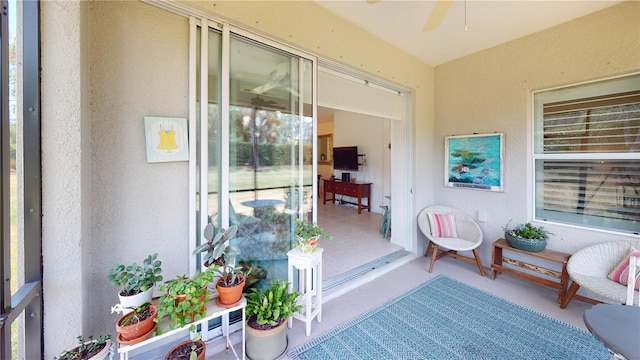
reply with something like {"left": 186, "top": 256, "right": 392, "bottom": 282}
{"left": 417, "top": 206, "right": 485, "bottom": 276}
{"left": 560, "top": 240, "right": 640, "bottom": 308}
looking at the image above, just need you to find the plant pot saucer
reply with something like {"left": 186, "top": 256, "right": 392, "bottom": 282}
{"left": 117, "top": 323, "right": 157, "bottom": 345}
{"left": 216, "top": 296, "right": 242, "bottom": 309}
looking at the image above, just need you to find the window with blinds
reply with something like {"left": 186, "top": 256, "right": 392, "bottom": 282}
{"left": 533, "top": 74, "right": 640, "bottom": 235}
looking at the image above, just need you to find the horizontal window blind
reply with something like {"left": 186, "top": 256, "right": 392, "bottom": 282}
{"left": 542, "top": 90, "right": 640, "bottom": 153}
{"left": 534, "top": 74, "right": 640, "bottom": 234}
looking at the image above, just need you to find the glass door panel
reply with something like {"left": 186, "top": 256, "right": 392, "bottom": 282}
{"left": 228, "top": 35, "right": 313, "bottom": 286}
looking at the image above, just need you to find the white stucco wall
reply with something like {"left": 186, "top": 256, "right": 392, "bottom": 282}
{"left": 41, "top": 1, "right": 434, "bottom": 357}
{"left": 41, "top": 0, "right": 638, "bottom": 356}
{"left": 41, "top": 0, "right": 90, "bottom": 354}
{"left": 433, "top": 1, "right": 640, "bottom": 267}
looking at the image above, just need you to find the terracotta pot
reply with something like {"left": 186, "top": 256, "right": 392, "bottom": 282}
{"left": 116, "top": 305, "right": 157, "bottom": 342}
{"left": 216, "top": 274, "right": 245, "bottom": 305}
{"left": 164, "top": 339, "right": 206, "bottom": 360}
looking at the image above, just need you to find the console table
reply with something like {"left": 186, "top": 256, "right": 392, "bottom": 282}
{"left": 323, "top": 179, "right": 371, "bottom": 214}
{"left": 490, "top": 238, "right": 569, "bottom": 304}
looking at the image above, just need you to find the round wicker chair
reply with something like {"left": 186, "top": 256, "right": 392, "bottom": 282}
{"left": 417, "top": 206, "right": 485, "bottom": 276}
{"left": 560, "top": 240, "right": 640, "bottom": 308}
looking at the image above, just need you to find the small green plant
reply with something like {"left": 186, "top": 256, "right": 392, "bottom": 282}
{"left": 111, "top": 302, "right": 154, "bottom": 327}
{"left": 156, "top": 269, "right": 214, "bottom": 330}
{"left": 294, "top": 219, "right": 332, "bottom": 240}
{"left": 245, "top": 279, "right": 302, "bottom": 329}
{"left": 54, "top": 334, "right": 111, "bottom": 360}
{"left": 503, "top": 220, "right": 551, "bottom": 240}
{"left": 192, "top": 222, "right": 240, "bottom": 268}
{"left": 215, "top": 262, "right": 252, "bottom": 288}
{"left": 107, "top": 253, "right": 163, "bottom": 296}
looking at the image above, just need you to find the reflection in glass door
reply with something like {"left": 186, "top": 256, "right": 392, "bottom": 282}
{"left": 227, "top": 35, "right": 313, "bottom": 287}
{"left": 194, "top": 23, "right": 315, "bottom": 289}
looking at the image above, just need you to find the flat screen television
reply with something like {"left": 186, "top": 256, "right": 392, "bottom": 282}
{"left": 333, "top": 146, "right": 359, "bottom": 171}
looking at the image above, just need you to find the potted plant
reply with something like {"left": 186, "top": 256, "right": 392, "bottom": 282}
{"left": 111, "top": 302, "right": 158, "bottom": 344}
{"left": 156, "top": 269, "right": 214, "bottom": 330}
{"left": 294, "top": 219, "right": 332, "bottom": 253}
{"left": 245, "top": 280, "right": 302, "bottom": 360}
{"left": 54, "top": 334, "right": 112, "bottom": 360}
{"left": 503, "top": 220, "right": 552, "bottom": 253}
{"left": 214, "top": 262, "right": 251, "bottom": 306}
{"left": 192, "top": 223, "right": 240, "bottom": 268}
{"left": 107, "top": 253, "right": 163, "bottom": 309}
{"left": 164, "top": 339, "right": 206, "bottom": 360}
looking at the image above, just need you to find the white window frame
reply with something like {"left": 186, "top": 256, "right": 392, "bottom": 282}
{"left": 530, "top": 73, "right": 640, "bottom": 235}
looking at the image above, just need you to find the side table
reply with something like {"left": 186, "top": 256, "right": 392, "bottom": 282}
{"left": 491, "top": 238, "right": 569, "bottom": 304}
{"left": 287, "top": 247, "right": 323, "bottom": 336}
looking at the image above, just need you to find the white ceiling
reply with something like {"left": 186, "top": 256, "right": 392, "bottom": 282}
{"left": 315, "top": 0, "right": 624, "bottom": 66}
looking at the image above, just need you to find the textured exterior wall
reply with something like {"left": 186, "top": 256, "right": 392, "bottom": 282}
{"left": 433, "top": 1, "right": 640, "bottom": 267}
{"left": 41, "top": 1, "right": 90, "bottom": 356}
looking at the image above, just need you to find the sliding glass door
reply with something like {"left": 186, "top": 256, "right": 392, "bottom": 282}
{"left": 194, "top": 21, "right": 315, "bottom": 287}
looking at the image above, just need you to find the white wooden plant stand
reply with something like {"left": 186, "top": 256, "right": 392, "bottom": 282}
{"left": 287, "top": 247, "right": 323, "bottom": 336}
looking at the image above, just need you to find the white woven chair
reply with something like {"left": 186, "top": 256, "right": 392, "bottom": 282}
{"left": 417, "top": 206, "right": 485, "bottom": 276}
{"left": 560, "top": 240, "right": 640, "bottom": 308}
{"left": 627, "top": 255, "right": 639, "bottom": 306}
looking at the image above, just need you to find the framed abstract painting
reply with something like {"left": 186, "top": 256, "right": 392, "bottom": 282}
{"left": 444, "top": 133, "right": 504, "bottom": 192}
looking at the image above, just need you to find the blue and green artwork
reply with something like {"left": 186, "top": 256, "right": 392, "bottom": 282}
{"left": 445, "top": 133, "right": 503, "bottom": 192}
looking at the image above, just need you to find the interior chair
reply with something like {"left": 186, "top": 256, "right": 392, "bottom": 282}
{"left": 560, "top": 240, "right": 640, "bottom": 308}
{"left": 626, "top": 255, "right": 639, "bottom": 306}
{"left": 417, "top": 206, "right": 485, "bottom": 276}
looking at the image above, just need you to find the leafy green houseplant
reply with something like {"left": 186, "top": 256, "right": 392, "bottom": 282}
{"left": 107, "top": 253, "right": 163, "bottom": 301}
{"left": 503, "top": 221, "right": 552, "bottom": 253}
{"left": 192, "top": 223, "right": 240, "bottom": 268}
{"left": 294, "top": 219, "right": 332, "bottom": 253}
{"left": 245, "top": 280, "right": 302, "bottom": 360}
{"left": 156, "top": 269, "right": 214, "bottom": 330}
{"left": 54, "top": 334, "right": 112, "bottom": 360}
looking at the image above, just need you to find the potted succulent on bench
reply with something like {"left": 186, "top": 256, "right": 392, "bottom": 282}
{"left": 107, "top": 253, "right": 163, "bottom": 310}
{"left": 55, "top": 333, "right": 113, "bottom": 360}
{"left": 192, "top": 223, "right": 240, "bottom": 268}
{"left": 294, "top": 219, "right": 332, "bottom": 253}
{"left": 503, "top": 220, "right": 552, "bottom": 253}
{"left": 245, "top": 279, "right": 302, "bottom": 360}
{"left": 215, "top": 260, "right": 252, "bottom": 307}
{"left": 111, "top": 302, "right": 158, "bottom": 345}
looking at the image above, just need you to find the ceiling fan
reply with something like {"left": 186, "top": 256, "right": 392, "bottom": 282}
{"left": 366, "top": 0, "right": 454, "bottom": 32}
{"left": 249, "top": 95, "right": 285, "bottom": 110}
{"left": 249, "top": 62, "right": 299, "bottom": 97}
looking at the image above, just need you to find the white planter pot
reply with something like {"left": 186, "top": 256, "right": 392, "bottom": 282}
{"left": 246, "top": 320, "right": 288, "bottom": 360}
{"left": 117, "top": 285, "right": 154, "bottom": 313}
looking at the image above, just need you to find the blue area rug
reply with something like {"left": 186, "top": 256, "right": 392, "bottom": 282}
{"left": 288, "top": 275, "right": 608, "bottom": 360}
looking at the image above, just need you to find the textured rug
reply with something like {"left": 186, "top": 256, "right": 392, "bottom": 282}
{"left": 288, "top": 275, "right": 608, "bottom": 360}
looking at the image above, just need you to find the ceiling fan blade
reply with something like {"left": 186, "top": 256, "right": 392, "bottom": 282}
{"left": 423, "top": 0, "right": 453, "bottom": 32}
{"left": 250, "top": 82, "right": 277, "bottom": 95}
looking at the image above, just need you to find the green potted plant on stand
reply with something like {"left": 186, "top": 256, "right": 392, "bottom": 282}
{"left": 107, "top": 253, "right": 163, "bottom": 310}
{"left": 294, "top": 219, "right": 332, "bottom": 253}
{"left": 156, "top": 269, "right": 214, "bottom": 331}
{"left": 111, "top": 302, "right": 158, "bottom": 345}
{"left": 245, "top": 280, "right": 302, "bottom": 360}
{"left": 503, "top": 221, "right": 552, "bottom": 253}
{"left": 54, "top": 333, "right": 113, "bottom": 360}
{"left": 192, "top": 223, "right": 240, "bottom": 268}
{"left": 215, "top": 262, "right": 251, "bottom": 307}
